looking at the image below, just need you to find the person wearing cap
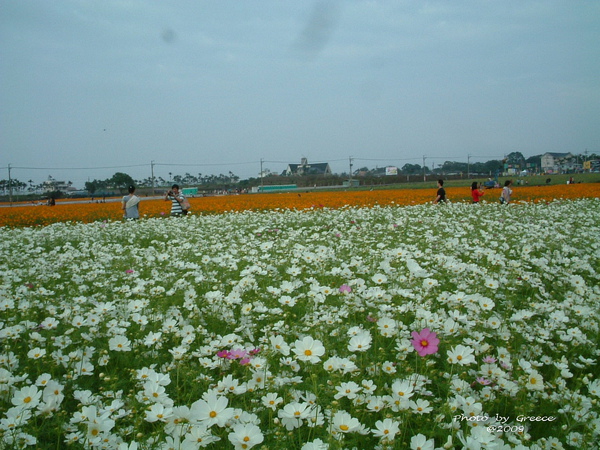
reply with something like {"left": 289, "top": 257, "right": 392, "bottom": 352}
{"left": 122, "top": 185, "right": 140, "bottom": 219}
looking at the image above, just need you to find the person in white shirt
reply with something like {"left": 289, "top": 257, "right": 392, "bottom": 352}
{"left": 122, "top": 185, "right": 140, "bottom": 219}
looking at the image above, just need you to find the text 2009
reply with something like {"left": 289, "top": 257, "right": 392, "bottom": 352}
{"left": 487, "top": 425, "right": 525, "bottom": 433}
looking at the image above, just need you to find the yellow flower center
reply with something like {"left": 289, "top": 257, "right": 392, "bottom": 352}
{"left": 209, "top": 411, "right": 217, "bottom": 418}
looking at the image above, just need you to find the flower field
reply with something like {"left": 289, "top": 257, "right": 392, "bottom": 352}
{"left": 1, "top": 190, "right": 600, "bottom": 448}
{"left": 1, "top": 183, "right": 599, "bottom": 228}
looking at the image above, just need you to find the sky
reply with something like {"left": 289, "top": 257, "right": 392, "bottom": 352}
{"left": 1, "top": 0, "right": 599, "bottom": 188}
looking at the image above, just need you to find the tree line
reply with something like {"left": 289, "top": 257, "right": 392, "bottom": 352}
{"left": 2, "top": 151, "right": 597, "bottom": 197}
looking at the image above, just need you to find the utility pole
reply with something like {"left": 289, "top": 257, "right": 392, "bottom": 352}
{"left": 8, "top": 163, "right": 12, "bottom": 205}
{"left": 349, "top": 156, "right": 354, "bottom": 186}
{"left": 467, "top": 154, "right": 471, "bottom": 179}
{"left": 422, "top": 156, "right": 426, "bottom": 183}
{"left": 151, "top": 160, "right": 155, "bottom": 195}
{"left": 260, "top": 158, "right": 264, "bottom": 189}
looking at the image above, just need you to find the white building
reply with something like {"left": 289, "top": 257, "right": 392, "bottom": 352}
{"left": 540, "top": 152, "right": 573, "bottom": 173}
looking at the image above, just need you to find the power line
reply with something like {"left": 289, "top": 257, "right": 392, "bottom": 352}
{"left": 1, "top": 154, "right": 506, "bottom": 174}
{"left": 154, "top": 161, "right": 257, "bottom": 167}
{"left": 6, "top": 164, "right": 150, "bottom": 170}
{"left": 355, "top": 157, "right": 422, "bottom": 162}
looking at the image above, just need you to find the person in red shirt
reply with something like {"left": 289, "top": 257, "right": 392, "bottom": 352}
{"left": 471, "top": 182, "right": 485, "bottom": 203}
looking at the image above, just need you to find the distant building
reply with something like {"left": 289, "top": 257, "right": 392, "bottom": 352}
{"left": 540, "top": 152, "right": 573, "bottom": 173}
{"left": 584, "top": 159, "right": 600, "bottom": 172}
{"left": 43, "top": 176, "right": 76, "bottom": 193}
{"left": 284, "top": 158, "right": 332, "bottom": 176}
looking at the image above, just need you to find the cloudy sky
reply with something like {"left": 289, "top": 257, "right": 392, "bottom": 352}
{"left": 1, "top": 0, "right": 599, "bottom": 188}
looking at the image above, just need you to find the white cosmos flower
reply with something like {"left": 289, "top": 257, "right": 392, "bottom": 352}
{"left": 292, "top": 336, "right": 325, "bottom": 363}
{"left": 145, "top": 403, "right": 173, "bottom": 423}
{"left": 410, "top": 433, "right": 435, "bottom": 450}
{"left": 381, "top": 361, "right": 397, "bottom": 374}
{"left": 525, "top": 370, "right": 545, "bottom": 391}
{"left": 10, "top": 385, "right": 41, "bottom": 410}
{"left": 334, "top": 381, "right": 361, "bottom": 400}
{"left": 371, "top": 273, "right": 388, "bottom": 284}
{"left": 377, "top": 317, "right": 398, "bottom": 337}
{"left": 183, "top": 423, "right": 221, "bottom": 447}
{"left": 587, "top": 379, "right": 600, "bottom": 398}
{"left": 301, "top": 438, "right": 329, "bottom": 450}
{"left": 261, "top": 392, "right": 283, "bottom": 410}
{"left": 347, "top": 331, "right": 372, "bottom": 352}
{"left": 108, "top": 335, "right": 131, "bottom": 352}
{"left": 27, "top": 347, "right": 46, "bottom": 359}
{"left": 447, "top": 345, "right": 476, "bottom": 366}
{"left": 190, "top": 390, "right": 234, "bottom": 427}
{"left": 330, "top": 410, "right": 361, "bottom": 435}
{"left": 269, "top": 335, "right": 290, "bottom": 356}
{"left": 228, "top": 423, "right": 264, "bottom": 449}
{"left": 409, "top": 398, "right": 433, "bottom": 414}
{"left": 372, "top": 418, "right": 400, "bottom": 440}
{"left": 278, "top": 401, "right": 311, "bottom": 430}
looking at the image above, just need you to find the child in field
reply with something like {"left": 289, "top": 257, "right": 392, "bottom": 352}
{"left": 500, "top": 180, "right": 513, "bottom": 204}
{"left": 471, "top": 182, "right": 485, "bottom": 203}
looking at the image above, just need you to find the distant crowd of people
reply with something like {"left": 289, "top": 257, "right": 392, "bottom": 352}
{"left": 116, "top": 176, "right": 582, "bottom": 219}
{"left": 433, "top": 179, "right": 513, "bottom": 205}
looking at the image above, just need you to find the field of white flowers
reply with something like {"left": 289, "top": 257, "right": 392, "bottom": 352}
{"left": 1, "top": 199, "right": 599, "bottom": 449}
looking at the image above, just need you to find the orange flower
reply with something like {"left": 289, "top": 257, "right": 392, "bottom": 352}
{"left": 1, "top": 183, "right": 598, "bottom": 228}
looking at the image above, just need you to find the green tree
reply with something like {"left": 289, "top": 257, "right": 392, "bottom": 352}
{"left": 506, "top": 152, "right": 525, "bottom": 168}
{"left": 400, "top": 164, "right": 422, "bottom": 174}
{"left": 85, "top": 179, "right": 106, "bottom": 196}
{"left": 108, "top": 172, "right": 135, "bottom": 193}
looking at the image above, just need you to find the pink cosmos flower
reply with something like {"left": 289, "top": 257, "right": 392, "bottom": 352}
{"left": 217, "top": 350, "right": 231, "bottom": 359}
{"left": 339, "top": 284, "right": 352, "bottom": 294}
{"left": 410, "top": 328, "right": 440, "bottom": 356}
{"left": 228, "top": 349, "right": 248, "bottom": 360}
{"left": 125, "top": 269, "right": 134, "bottom": 274}
{"left": 482, "top": 355, "right": 497, "bottom": 364}
{"left": 476, "top": 377, "right": 492, "bottom": 385}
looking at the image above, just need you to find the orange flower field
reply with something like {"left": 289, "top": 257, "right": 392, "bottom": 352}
{"left": 1, "top": 183, "right": 599, "bottom": 228}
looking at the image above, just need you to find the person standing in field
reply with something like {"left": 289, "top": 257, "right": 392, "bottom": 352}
{"left": 471, "top": 182, "right": 485, "bottom": 203}
{"left": 165, "top": 184, "right": 188, "bottom": 216}
{"left": 500, "top": 180, "right": 513, "bottom": 204}
{"left": 122, "top": 185, "right": 140, "bottom": 219}
{"left": 434, "top": 179, "right": 446, "bottom": 204}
